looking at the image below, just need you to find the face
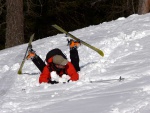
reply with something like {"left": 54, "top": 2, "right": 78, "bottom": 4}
{"left": 55, "top": 64, "right": 65, "bottom": 69}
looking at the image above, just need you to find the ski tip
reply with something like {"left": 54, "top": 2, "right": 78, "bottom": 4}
{"left": 101, "top": 53, "right": 104, "bottom": 57}
{"left": 52, "top": 24, "right": 57, "bottom": 27}
{"left": 17, "top": 70, "right": 22, "bottom": 75}
{"left": 98, "top": 51, "right": 104, "bottom": 57}
{"left": 31, "top": 33, "right": 35, "bottom": 37}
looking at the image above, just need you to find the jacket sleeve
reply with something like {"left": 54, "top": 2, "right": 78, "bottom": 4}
{"left": 66, "top": 62, "right": 79, "bottom": 81}
{"left": 39, "top": 65, "right": 51, "bottom": 83}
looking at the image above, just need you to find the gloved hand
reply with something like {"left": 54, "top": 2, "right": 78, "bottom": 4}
{"left": 48, "top": 79, "right": 59, "bottom": 84}
{"left": 63, "top": 79, "right": 70, "bottom": 84}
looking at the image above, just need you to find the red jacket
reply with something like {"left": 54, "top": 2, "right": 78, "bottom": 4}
{"left": 39, "top": 57, "right": 79, "bottom": 83}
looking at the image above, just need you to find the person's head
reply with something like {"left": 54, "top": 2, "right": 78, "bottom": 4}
{"left": 53, "top": 55, "right": 68, "bottom": 69}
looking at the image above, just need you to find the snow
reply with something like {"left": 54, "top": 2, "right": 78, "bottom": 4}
{"left": 1, "top": 13, "right": 150, "bottom": 113}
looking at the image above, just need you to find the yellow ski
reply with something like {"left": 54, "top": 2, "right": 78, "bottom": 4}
{"left": 52, "top": 24, "right": 104, "bottom": 57}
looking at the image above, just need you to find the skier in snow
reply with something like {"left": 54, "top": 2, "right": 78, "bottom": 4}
{"left": 26, "top": 39, "right": 81, "bottom": 84}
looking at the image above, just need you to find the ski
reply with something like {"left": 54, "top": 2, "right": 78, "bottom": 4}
{"left": 52, "top": 24, "right": 104, "bottom": 57}
{"left": 18, "top": 34, "right": 35, "bottom": 74}
{"left": 90, "top": 76, "right": 125, "bottom": 83}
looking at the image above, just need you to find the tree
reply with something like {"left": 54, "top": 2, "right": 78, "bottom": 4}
{"left": 5, "top": 0, "right": 24, "bottom": 48}
{"left": 0, "top": 0, "right": 6, "bottom": 50}
{"left": 138, "top": 0, "right": 150, "bottom": 14}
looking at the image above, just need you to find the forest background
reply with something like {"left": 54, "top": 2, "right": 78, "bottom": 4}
{"left": 0, "top": 0, "right": 148, "bottom": 50}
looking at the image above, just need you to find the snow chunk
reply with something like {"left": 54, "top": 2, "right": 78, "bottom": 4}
{"left": 117, "top": 17, "right": 125, "bottom": 20}
{"left": 11, "top": 63, "right": 20, "bottom": 71}
{"left": 142, "top": 85, "right": 150, "bottom": 94}
{"left": 1, "top": 65, "right": 10, "bottom": 72}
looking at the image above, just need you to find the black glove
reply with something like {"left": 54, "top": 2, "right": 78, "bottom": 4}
{"left": 63, "top": 79, "right": 70, "bottom": 84}
{"left": 67, "top": 79, "right": 70, "bottom": 83}
{"left": 48, "top": 79, "right": 59, "bottom": 84}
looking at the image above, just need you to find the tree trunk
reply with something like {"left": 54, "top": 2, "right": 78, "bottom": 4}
{"left": 138, "top": 0, "right": 150, "bottom": 14}
{"left": 5, "top": 0, "right": 24, "bottom": 48}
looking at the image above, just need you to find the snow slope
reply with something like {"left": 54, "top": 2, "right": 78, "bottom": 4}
{"left": 1, "top": 13, "right": 150, "bottom": 113}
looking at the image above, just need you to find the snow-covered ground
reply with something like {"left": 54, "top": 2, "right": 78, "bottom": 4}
{"left": 1, "top": 13, "right": 150, "bottom": 113}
